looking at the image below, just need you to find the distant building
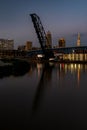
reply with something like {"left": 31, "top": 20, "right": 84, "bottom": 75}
{"left": 17, "top": 41, "right": 32, "bottom": 51}
{"left": 76, "top": 33, "right": 80, "bottom": 46}
{"left": 58, "top": 38, "right": 66, "bottom": 47}
{"left": 46, "top": 31, "right": 52, "bottom": 48}
{"left": 25, "top": 41, "right": 32, "bottom": 51}
{"left": 0, "top": 39, "right": 14, "bottom": 50}
{"left": 17, "top": 45, "right": 25, "bottom": 51}
{"left": 32, "top": 47, "right": 40, "bottom": 50}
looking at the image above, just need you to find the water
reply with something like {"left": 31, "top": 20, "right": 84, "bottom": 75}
{"left": 0, "top": 62, "right": 87, "bottom": 129}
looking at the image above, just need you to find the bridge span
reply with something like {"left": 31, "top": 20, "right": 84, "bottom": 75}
{"left": 0, "top": 46, "right": 87, "bottom": 62}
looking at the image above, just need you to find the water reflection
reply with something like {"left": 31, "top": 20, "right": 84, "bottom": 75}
{"left": 32, "top": 63, "right": 54, "bottom": 112}
{"left": 57, "top": 63, "right": 87, "bottom": 87}
{"left": 32, "top": 63, "right": 87, "bottom": 113}
{"left": 30, "top": 63, "right": 87, "bottom": 129}
{"left": 1, "top": 61, "right": 87, "bottom": 129}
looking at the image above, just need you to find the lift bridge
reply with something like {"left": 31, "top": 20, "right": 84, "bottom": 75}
{"left": 30, "top": 13, "right": 54, "bottom": 60}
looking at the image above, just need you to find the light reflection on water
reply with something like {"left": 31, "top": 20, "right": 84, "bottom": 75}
{"left": 0, "top": 63, "right": 87, "bottom": 129}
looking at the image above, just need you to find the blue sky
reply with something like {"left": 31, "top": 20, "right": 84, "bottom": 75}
{"left": 0, "top": 0, "right": 87, "bottom": 48}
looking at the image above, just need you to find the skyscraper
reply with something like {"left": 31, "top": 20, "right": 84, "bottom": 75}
{"left": 46, "top": 31, "right": 52, "bottom": 48}
{"left": 58, "top": 38, "right": 66, "bottom": 47}
{"left": 25, "top": 41, "right": 32, "bottom": 51}
{"left": 76, "top": 33, "right": 80, "bottom": 46}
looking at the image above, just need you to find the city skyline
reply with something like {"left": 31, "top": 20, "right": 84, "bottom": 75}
{"left": 0, "top": 0, "right": 87, "bottom": 49}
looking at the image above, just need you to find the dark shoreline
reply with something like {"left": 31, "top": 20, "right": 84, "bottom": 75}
{"left": 0, "top": 58, "right": 30, "bottom": 78}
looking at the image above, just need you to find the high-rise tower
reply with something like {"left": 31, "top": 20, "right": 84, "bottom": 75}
{"left": 46, "top": 31, "right": 52, "bottom": 48}
{"left": 58, "top": 38, "right": 66, "bottom": 47}
{"left": 77, "top": 33, "right": 80, "bottom": 46}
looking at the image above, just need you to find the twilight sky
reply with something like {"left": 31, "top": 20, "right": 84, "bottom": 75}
{"left": 0, "top": 0, "right": 87, "bottom": 48}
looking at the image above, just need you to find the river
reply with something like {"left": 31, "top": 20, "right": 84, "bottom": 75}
{"left": 0, "top": 62, "right": 87, "bottom": 129}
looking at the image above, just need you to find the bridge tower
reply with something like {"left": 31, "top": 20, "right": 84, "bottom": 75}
{"left": 30, "top": 13, "right": 54, "bottom": 59}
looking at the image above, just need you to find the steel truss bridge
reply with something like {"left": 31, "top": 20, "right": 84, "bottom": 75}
{"left": 29, "top": 13, "right": 87, "bottom": 59}
{"left": 26, "top": 46, "right": 87, "bottom": 57}
{"left": 30, "top": 13, "right": 54, "bottom": 59}
{"left": 0, "top": 46, "right": 87, "bottom": 59}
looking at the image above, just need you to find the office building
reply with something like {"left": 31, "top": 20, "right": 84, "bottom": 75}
{"left": 58, "top": 38, "right": 66, "bottom": 47}
{"left": 0, "top": 39, "right": 14, "bottom": 50}
{"left": 46, "top": 31, "right": 52, "bottom": 48}
{"left": 17, "top": 45, "right": 26, "bottom": 51}
{"left": 25, "top": 41, "right": 32, "bottom": 51}
{"left": 76, "top": 33, "right": 80, "bottom": 46}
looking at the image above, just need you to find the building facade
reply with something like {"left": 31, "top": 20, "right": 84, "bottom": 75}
{"left": 0, "top": 39, "right": 14, "bottom": 50}
{"left": 53, "top": 46, "right": 87, "bottom": 61}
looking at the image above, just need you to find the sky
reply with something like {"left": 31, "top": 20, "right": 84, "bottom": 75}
{"left": 0, "top": 0, "right": 87, "bottom": 49}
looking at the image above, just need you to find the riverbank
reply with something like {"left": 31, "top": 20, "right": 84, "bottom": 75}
{"left": 0, "top": 58, "right": 30, "bottom": 78}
